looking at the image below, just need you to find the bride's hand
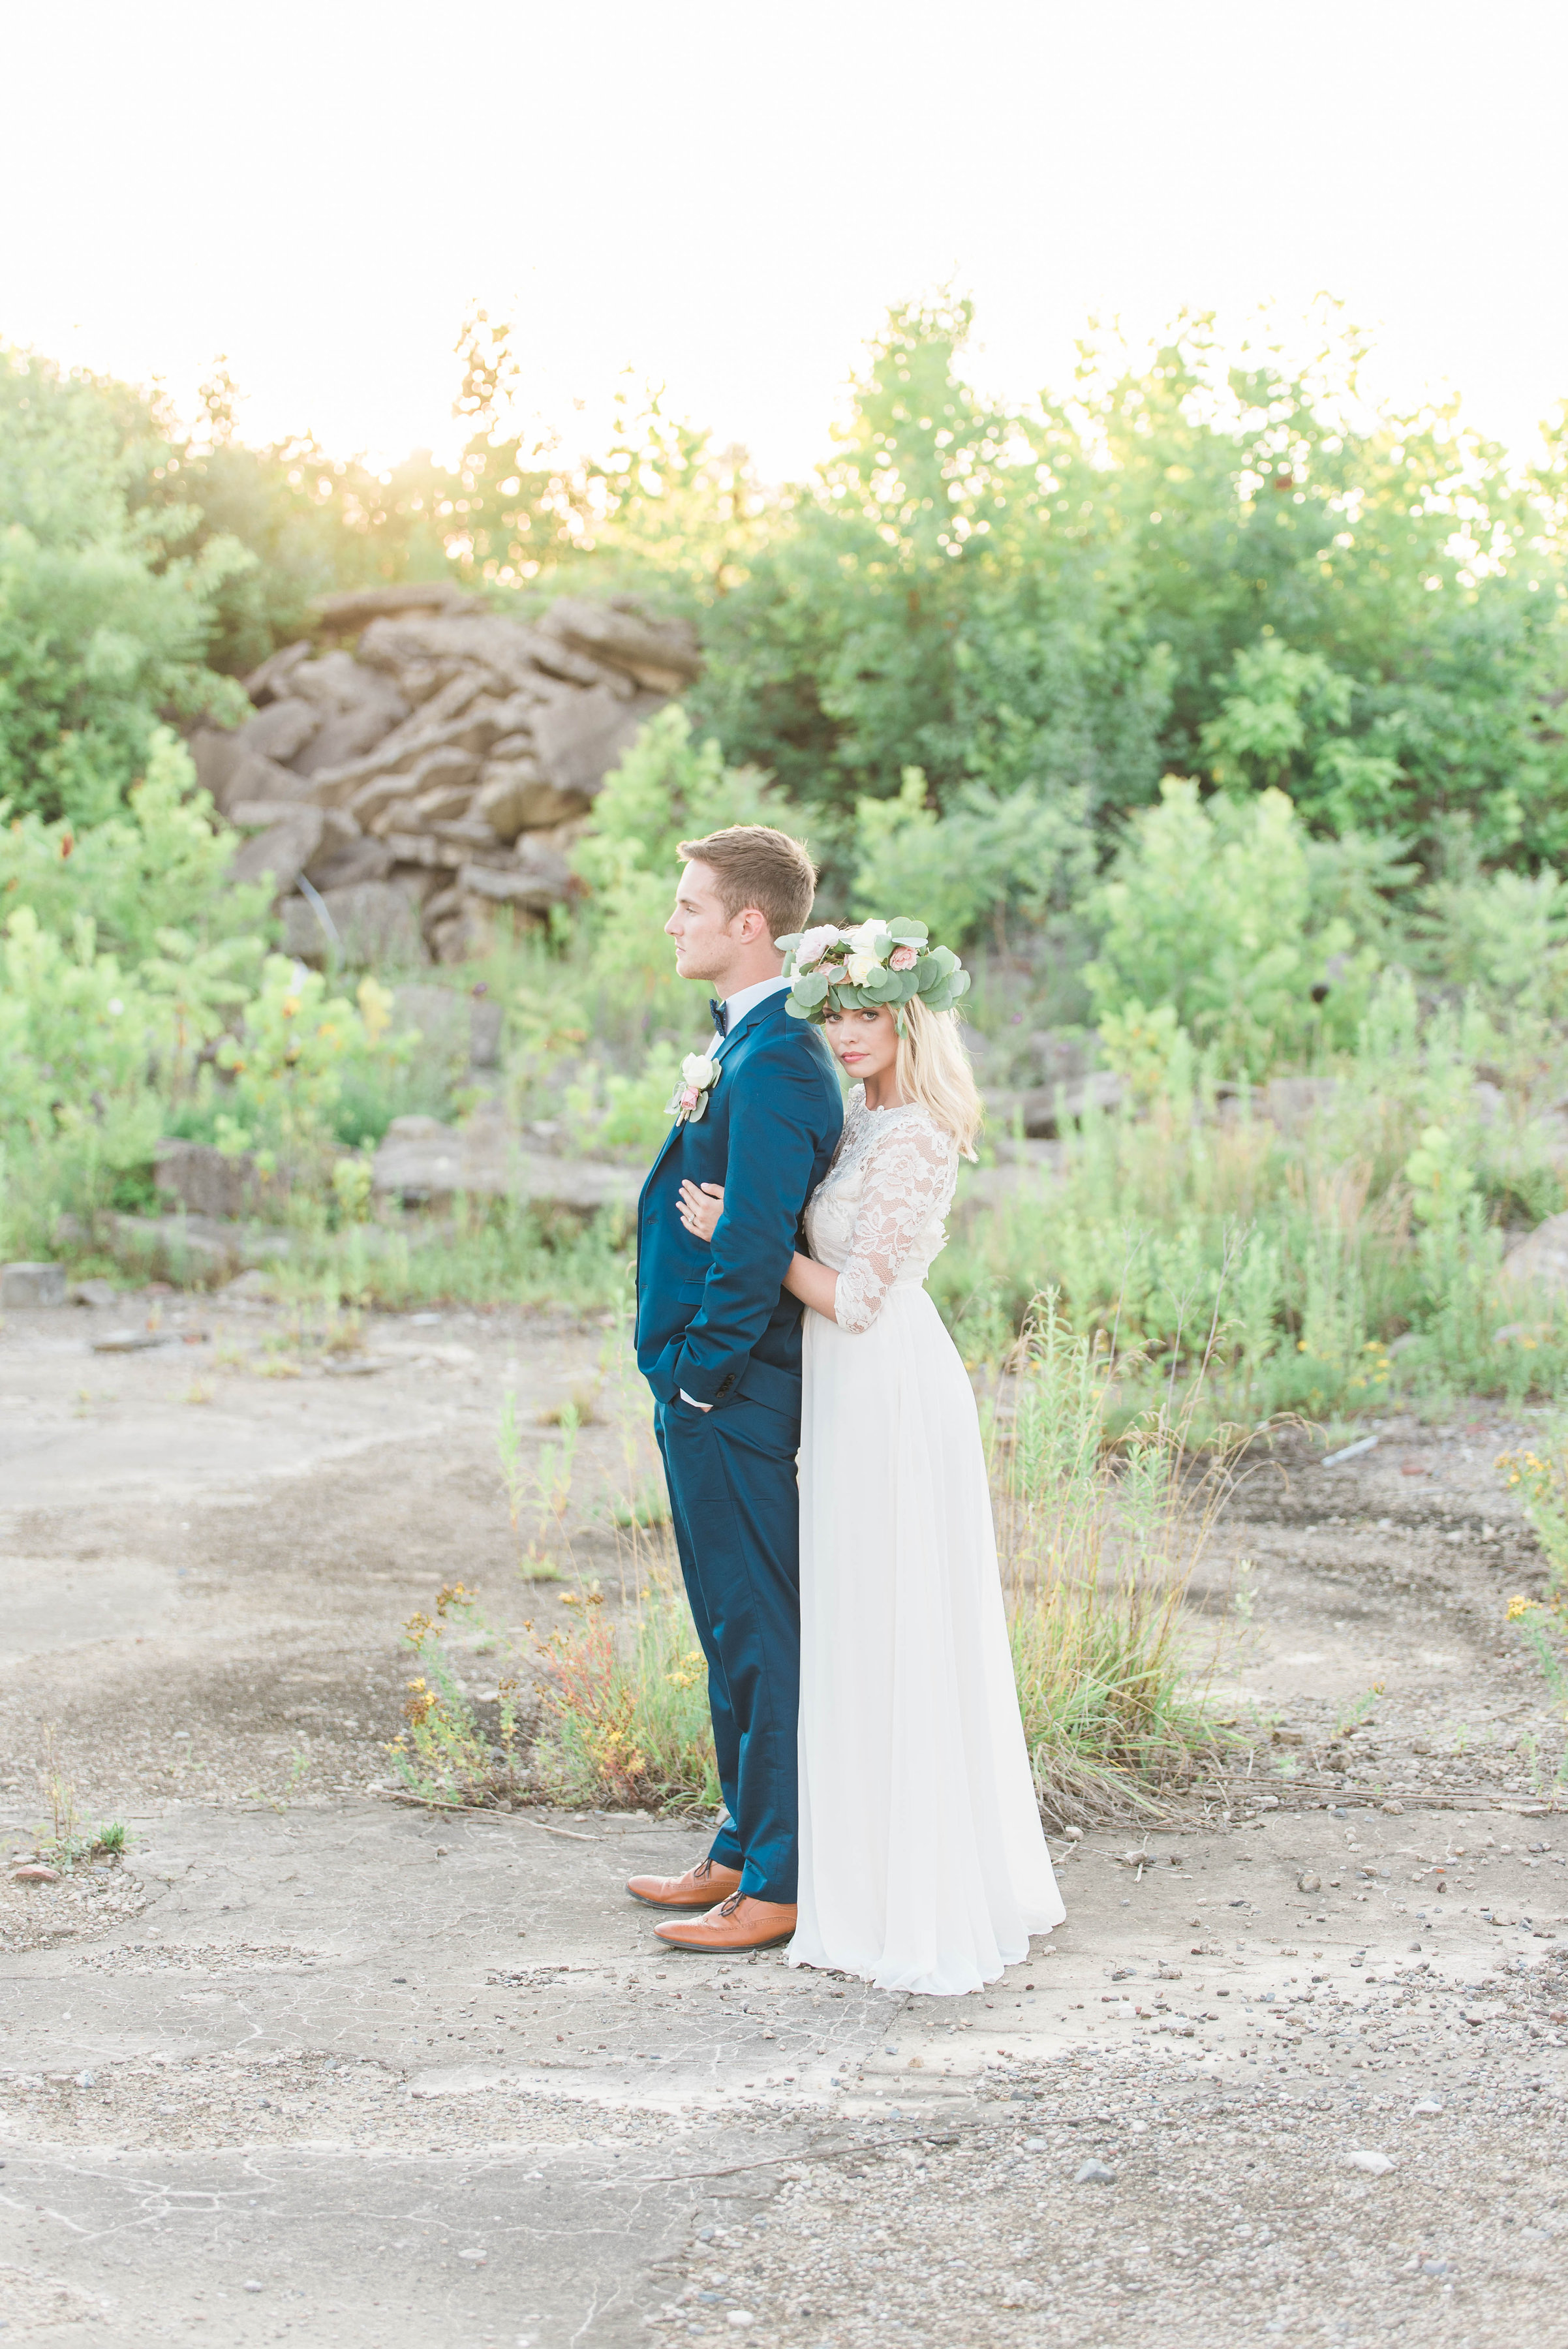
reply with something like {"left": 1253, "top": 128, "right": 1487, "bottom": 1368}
{"left": 677, "top": 1180, "right": 725, "bottom": 1240}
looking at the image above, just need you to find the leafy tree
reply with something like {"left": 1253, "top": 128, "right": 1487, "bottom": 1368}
{"left": 689, "top": 299, "right": 1172, "bottom": 848}
{"left": 0, "top": 350, "right": 250, "bottom": 821}
{"left": 689, "top": 301, "right": 1568, "bottom": 869}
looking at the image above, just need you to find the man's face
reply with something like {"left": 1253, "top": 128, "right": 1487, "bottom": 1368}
{"left": 665, "top": 861, "right": 744, "bottom": 984}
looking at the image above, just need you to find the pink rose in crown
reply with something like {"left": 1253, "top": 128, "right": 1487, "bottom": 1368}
{"left": 889, "top": 944, "right": 918, "bottom": 971}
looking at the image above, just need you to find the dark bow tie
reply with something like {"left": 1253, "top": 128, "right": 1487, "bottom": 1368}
{"left": 709, "top": 999, "right": 728, "bottom": 1036}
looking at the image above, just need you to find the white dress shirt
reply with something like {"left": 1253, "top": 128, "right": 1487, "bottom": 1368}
{"left": 681, "top": 972, "right": 795, "bottom": 1408}
{"left": 715, "top": 972, "right": 793, "bottom": 1032}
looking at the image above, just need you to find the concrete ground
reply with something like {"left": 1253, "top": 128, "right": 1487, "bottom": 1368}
{"left": 2, "top": 1293, "right": 1566, "bottom": 2347}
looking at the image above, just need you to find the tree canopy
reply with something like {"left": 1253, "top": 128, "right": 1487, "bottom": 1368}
{"left": 4, "top": 298, "right": 1565, "bottom": 868}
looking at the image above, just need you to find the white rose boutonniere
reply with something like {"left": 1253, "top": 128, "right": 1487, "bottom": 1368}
{"left": 665, "top": 1050, "right": 722, "bottom": 1125}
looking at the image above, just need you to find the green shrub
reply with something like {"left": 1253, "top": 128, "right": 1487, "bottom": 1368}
{"left": 1083, "top": 778, "right": 1376, "bottom": 1077}
{"left": 0, "top": 728, "right": 271, "bottom": 960}
{"left": 0, "top": 904, "right": 168, "bottom": 1252}
{"left": 849, "top": 765, "right": 1092, "bottom": 947}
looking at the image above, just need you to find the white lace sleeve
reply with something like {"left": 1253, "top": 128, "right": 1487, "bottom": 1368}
{"left": 833, "top": 1120, "right": 957, "bottom": 1333}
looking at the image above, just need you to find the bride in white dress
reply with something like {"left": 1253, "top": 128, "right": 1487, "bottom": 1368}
{"left": 678, "top": 917, "right": 1064, "bottom": 1997}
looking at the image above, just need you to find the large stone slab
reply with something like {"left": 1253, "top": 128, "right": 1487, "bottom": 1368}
{"left": 983, "top": 1070, "right": 1125, "bottom": 1139}
{"left": 354, "top": 609, "right": 617, "bottom": 697}
{"left": 303, "top": 833, "right": 397, "bottom": 892}
{"left": 104, "top": 1212, "right": 292, "bottom": 1287}
{"left": 458, "top": 838, "right": 572, "bottom": 911}
{"left": 308, "top": 581, "right": 482, "bottom": 630}
{"left": 238, "top": 694, "right": 319, "bottom": 763}
{"left": 282, "top": 879, "right": 429, "bottom": 969}
{"left": 372, "top": 1114, "right": 637, "bottom": 1212}
{"left": 531, "top": 683, "right": 665, "bottom": 801}
{"left": 1, "top": 1261, "right": 66, "bottom": 1308}
{"left": 151, "top": 1139, "right": 275, "bottom": 1221}
{"left": 241, "top": 637, "right": 312, "bottom": 704}
{"left": 541, "top": 596, "right": 703, "bottom": 692}
{"left": 1498, "top": 1208, "right": 1568, "bottom": 1304}
{"left": 226, "top": 803, "right": 326, "bottom": 896}
{"left": 307, "top": 698, "right": 522, "bottom": 808}
{"left": 210, "top": 744, "right": 316, "bottom": 817}
{"left": 473, "top": 755, "right": 587, "bottom": 839}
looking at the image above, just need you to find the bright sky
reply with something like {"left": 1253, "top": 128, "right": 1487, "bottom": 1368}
{"left": 4, "top": 1, "right": 1565, "bottom": 481}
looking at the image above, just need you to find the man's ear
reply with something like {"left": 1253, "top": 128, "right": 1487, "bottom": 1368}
{"left": 734, "top": 905, "right": 767, "bottom": 943}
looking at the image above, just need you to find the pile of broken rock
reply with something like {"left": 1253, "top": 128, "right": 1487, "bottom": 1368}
{"left": 189, "top": 585, "right": 701, "bottom": 966}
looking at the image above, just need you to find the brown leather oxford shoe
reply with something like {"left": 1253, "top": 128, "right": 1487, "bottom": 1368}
{"left": 653, "top": 1893, "right": 797, "bottom": 1953}
{"left": 625, "top": 1855, "right": 744, "bottom": 1911}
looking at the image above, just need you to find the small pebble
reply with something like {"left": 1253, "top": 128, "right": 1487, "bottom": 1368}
{"left": 1344, "top": 2150, "right": 1394, "bottom": 2175}
{"left": 1075, "top": 2158, "right": 1116, "bottom": 2185}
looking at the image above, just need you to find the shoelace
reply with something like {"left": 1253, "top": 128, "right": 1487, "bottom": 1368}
{"left": 719, "top": 1892, "right": 744, "bottom": 1917}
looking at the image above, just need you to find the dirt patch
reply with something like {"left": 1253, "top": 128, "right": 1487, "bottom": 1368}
{"left": 2, "top": 1298, "right": 1566, "bottom": 2344}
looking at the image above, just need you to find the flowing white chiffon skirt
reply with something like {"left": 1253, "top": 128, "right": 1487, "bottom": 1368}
{"left": 790, "top": 1285, "right": 1065, "bottom": 1997}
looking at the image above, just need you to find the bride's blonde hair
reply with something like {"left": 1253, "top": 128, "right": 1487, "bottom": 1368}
{"left": 895, "top": 995, "right": 983, "bottom": 1161}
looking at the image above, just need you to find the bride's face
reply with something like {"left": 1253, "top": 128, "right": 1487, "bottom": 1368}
{"left": 823, "top": 1004, "right": 898, "bottom": 1082}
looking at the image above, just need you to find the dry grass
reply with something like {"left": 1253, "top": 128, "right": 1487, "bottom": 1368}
{"left": 992, "top": 1295, "right": 1237, "bottom": 1823}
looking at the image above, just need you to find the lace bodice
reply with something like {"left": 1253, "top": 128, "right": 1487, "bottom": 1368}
{"left": 803, "top": 1086, "right": 959, "bottom": 1334}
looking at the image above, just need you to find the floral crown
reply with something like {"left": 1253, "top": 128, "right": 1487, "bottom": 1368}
{"left": 776, "top": 917, "right": 971, "bottom": 1026}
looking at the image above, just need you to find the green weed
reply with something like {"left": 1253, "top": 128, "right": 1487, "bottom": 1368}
{"left": 530, "top": 1576, "right": 718, "bottom": 1813}
{"left": 1334, "top": 1681, "right": 1385, "bottom": 1738}
{"left": 384, "top": 1582, "right": 526, "bottom": 1808}
{"left": 993, "top": 1296, "right": 1233, "bottom": 1822}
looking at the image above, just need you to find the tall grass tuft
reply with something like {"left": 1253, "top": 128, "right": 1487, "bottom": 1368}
{"left": 384, "top": 1583, "right": 525, "bottom": 1808}
{"left": 530, "top": 1574, "right": 719, "bottom": 1813}
{"left": 1497, "top": 1430, "right": 1568, "bottom": 1777}
{"left": 527, "top": 1345, "right": 718, "bottom": 1814}
{"left": 994, "top": 1295, "right": 1233, "bottom": 1822}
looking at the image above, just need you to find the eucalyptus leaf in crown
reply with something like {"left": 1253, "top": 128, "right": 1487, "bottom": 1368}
{"left": 775, "top": 917, "right": 971, "bottom": 1024}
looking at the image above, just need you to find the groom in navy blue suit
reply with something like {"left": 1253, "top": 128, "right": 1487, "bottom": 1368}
{"left": 628, "top": 825, "right": 842, "bottom": 1952}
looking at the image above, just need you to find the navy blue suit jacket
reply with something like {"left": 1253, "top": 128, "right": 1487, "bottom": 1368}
{"left": 636, "top": 991, "right": 844, "bottom": 1415}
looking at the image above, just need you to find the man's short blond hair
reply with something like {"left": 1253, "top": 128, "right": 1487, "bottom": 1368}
{"left": 677, "top": 824, "right": 818, "bottom": 944}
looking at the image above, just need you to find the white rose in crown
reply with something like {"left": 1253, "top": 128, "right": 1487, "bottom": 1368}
{"left": 792, "top": 923, "right": 842, "bottom": 972}
{"left": 843, "top": 950, "right": 881, "bottom": 985}
{"left": 664, "top": 1050, "right": 722, "bottom": 1125}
